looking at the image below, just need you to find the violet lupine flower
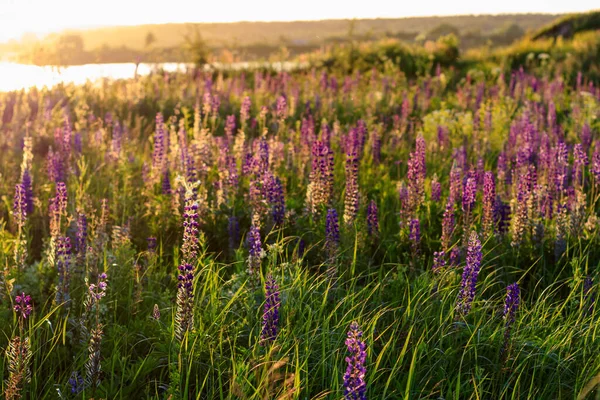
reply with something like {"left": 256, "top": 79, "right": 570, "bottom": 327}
{"left": 276, "top": 95, "right": 287, "bottom": 120}
{"left": 225, "top": 114, "right": 236, "bottom": 143}
{"left": 409, "top": 218, "right": 420, "bottom": 255}
{"left": 55, "top": 236, "right": 72, "bottom": 305}
{"left": 13, "top": 184, "right": 27, "bottom": 230}
{"left": 366, "top": 200, "right": 379, "bottom": 237}
{"left": 482, "top": 172, "right": 496, "bottom": 235}
{"left": 306, "top": 140, "right": 334, "bottom": 216}
{"left": 55, "top": 182, "right": 68, "bottom": 215}
{"left": 161, "top": 169, "right": 172, "bottom": 195}
{"left": 501, "top": 282, "right": 520, "bottom": 357}
{"left": 228, "top": 216, "right": 240, "bottom": 251}
{"left": 343, "top": 322, "right": 367, "bottom": 400}
{"left": 152, "top": 113, "right": 165, "bottom": 173}
{"left": 432, "top": 251, "right": 446, "bottom": 273}
{"left": 581, "top": 123, "right": 592, "bottom": 151}
{"left": 240, "top": 96, "right": 252, "bottom": 126}
{"left": 21, "top": 169, "right": 33, "bottom": 214}
{"left": 147, "top": 237, "right": 157, "bottom": 254}
{"left": 407, "top": 136, "right": 426, "bottom": 213}
{"left": 181, "top": 190, "right": 200, "bottom": 264}
{"left": 75, "top": 212, "right": 87, "bottom": 263}
{"left": 441, "top": 198, "right": 455, "bottom": 252}
{"left": 591, "top": 148, "right": 600, "bottom": 185}
{"left": 152, "top": 304, "right": 161, "bottom": 320}
{"left": 449, "top": 246, "right": 461, "bottom": 267}
{"left": 267, "top": 176, "right": 285, "bottom": 225}
{"left": 462, "top": 172, "right": 477, "bottom": 214}
{"left": 343, "top": 151, "right": 360, "bottom": 225}
{"left": 14, "top": 292, "right": 32, "bottom": 320}
{"left": 175, "top": 263, "right": 194, "bottom": 340}
{"left": 88, "top": 273, "right": 108, "bottom": 301}
{"left": 260, "top": 275, "right": 281, "bottom": 345}
{"left": 69, "top": 371, "right": 84, "bottom": 395}
{"left": 511, "top": 174, "right": 530, "bottom": 247}
{"left": 449, "top": 164, "right": 462, "bottom": 205}
{"left": 456, "top": 231, "right": 483, "bottom": 316}
{"left": 247, "top": 225, "right": 263, "bottom": 277}
{"left": 572, "top": 143, "right": 588, "bottom": 188}
{"left": 326, "top": 208, "right": 340, "bottom": 252}
{"left": 430, "top": 178, "right": 441, "bottom": 203}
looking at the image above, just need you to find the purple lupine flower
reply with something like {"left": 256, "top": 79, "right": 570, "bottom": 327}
{"left": 55, "top": 182, "right": 68, "bottom": 215}
{"left": 276, "top": 95, "right": 287, "bottom": 120}
{"left": 225, "top": 114, "right": 237, "bottom": 143}
{"left": 591, "top": 148, "right": 600, "bottom": 185}
{"left": 343, "top": 322, "right": 367, "bottom": 400}
{"left": 161, "top": 169, "right": 172, "bottom": 195}
{"left": 147, "top": 237, "right": 157, "bottom": 253}
{"left": 409, "top": 218, "right": 420, "bottom": 255}
{"left": 449, "top": 246, "right": 461, "bottom": 266}
{"left": 366, "top": 200, "right": 379, "bottom": 237}
{"left": 449, "top": 164, "right": 462, "bottom": 205}
{"left": 267, "top": 176, "right": 285, "bottom": 225}
{"left": 456, "top": 231, "right": 482, "bottom": 316}
{"left": 88, "top": 273, "right": 108, "bottom": 301}
{"left": 75, "top": 213, "right": 87, "bottom": 256}
{"left": 511, "top": 174, "right": 530, "bottom": 247}
{"left": 306, "top": 140, "right": 334, "bottom": 216}
{"left": 407, "top": 136, "right": 426, "bottom": 213}
{"left": 55, "top": 236, "right": 72, "bottom": 305}
{"left": 13, "top": 184, "right": 27, "bottom": 230}
{"left": 343, "top": 151, "right": 360, "bottom": 225}
{"left": 21, "top": 169, "right": 33, "bottom": 215}
{"left": 260, "top": 275, "right": 281, "bottom": 345}
{"left": 14, "top": 292, "right": 32, "bottom": 320}
{"left": 240, "top": 96, "right": 252, "bottom": 126}
{"left": 177, "top": 264, "right": 193, "bottom": 298}
{"left": 572, "top": 143, "right": 588, "bottom": 188}
{"left": 228, "top": 216, "right": 240, "bottom": 251}
{"left": 462, "top": 172, "right": 477, "bottom": 214}
{"left": 432, "top": 251, "right": 446, "bottom": 273}
{"left": 181, "top": 190, "right": 200, "bottom": 264}
{"left": 175, "top": 262, "right": 194, "bottom": 340}
{"left": 441, "top": 198, "right": 455, "bottom": 252}
{"left": 152, "top": 113, "right": 165, "bottom": 173}
{"left": 69, "top": 371, "right": 84, "bottom": 395}
{"left": 581, "top": 123, "right": 592, "bottom": 151}
{"left": 430, "top": 178, "right": 441, "bottom": 202}
{"left": 326, "top": 208, "right": 340, "bottom": 251}
{"left": 247, "top": 225, "right": 263, "bottom": 277}
{"left": 501, "top": 282, "right": 520, "bottom": 357}
{"left": 482, "top": 172, "right": 496, "bottom": 235}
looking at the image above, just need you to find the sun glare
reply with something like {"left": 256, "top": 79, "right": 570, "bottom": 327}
{"left": 1, "top": 0, "right": 598, "bottom": 42}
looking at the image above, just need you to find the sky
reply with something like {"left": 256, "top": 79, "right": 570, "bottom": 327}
{"left": 0, "top": 0, "right": 598, "bottom": 42}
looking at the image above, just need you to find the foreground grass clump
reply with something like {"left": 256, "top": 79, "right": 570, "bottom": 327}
{"left": 0, "top": 59, "right": 599, "bottom": 399}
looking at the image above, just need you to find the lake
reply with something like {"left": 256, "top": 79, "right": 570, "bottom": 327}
{"left": 0, "top": 61, "right": 304, "bottom": 92}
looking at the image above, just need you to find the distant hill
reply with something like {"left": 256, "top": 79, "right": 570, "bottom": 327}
{"left": 531, "top": 10, "right": 600, "bottom": 40}
{"left": 0, "top": 13, "right": 564, "bottom": 65}
{"left": 51, "top": 14, "right": 561, "bottom": 49}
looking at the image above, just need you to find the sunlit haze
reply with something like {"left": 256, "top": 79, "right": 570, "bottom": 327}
{"left": 0, "top": 0, "right": 598, "bottom": 42}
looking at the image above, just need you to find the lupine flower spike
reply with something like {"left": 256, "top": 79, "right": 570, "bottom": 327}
{"left": 456, "top": 231, "right": 483, "bottom": 317}
{"left": 343, "top": 322, "right": 367, "bottom": 400}
{"left": 260, "top": 275, "right": 281, "bottom": 345}
{"left": 501, "top": 283, "right": 520, "bottom": 360}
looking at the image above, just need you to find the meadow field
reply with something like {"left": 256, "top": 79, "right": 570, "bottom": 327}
{"left": 0, "top": 31, "right": 600, "bottom": 399}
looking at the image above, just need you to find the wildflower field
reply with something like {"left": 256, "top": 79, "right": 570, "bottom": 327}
{"left": 0, "top": 56, "right": 600, "bottom": 399}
